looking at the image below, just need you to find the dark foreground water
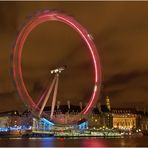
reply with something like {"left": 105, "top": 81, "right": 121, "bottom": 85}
{"left": 0, "top": 137, "right": 148, "bottom": 147}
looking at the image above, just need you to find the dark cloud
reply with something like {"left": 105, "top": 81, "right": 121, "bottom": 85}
{"left": 1, "top": 1, "right": 148, "bottom": 112}
{"left": 0, "top": 91, "right": 26, "bottom": 112}
{"left": 105, "top": 71, "right": 142, "bottom": 86}
{"left": 103, "top": 70, "right": 148, "bottom": 108}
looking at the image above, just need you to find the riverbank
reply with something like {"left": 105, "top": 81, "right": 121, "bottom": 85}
{"left": 0, "top": 128, "right": 144, "bottom": 138}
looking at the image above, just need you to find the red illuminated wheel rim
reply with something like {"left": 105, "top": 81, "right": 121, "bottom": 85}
{"left": 12, "top": 10, "right": 101, "bottom": 124}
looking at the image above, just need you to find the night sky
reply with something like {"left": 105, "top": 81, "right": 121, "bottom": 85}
{"left": 0, "top": 1, "right": 148, "bottom": 112}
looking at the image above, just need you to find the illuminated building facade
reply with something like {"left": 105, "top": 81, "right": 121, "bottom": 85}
{"left": 112, "top": 108, "right": 137, "bottom": 129}
{"left": 0, "top": 116, "right": 9, "bottom": 130}
{"left": 32, "top": 118, "right": 54, "bottom": 132}
{"left": 0, "top": 111, "right": 21, "bottom": 129}
{"left": 77, "top": 119, "right": 88, "bottom": 130}
{"left": 87, "top": 105, "right": 112, "bottom": 129}
{"left": 88, "top": 96, "right": 138, "bottom": 130}
{"left": 136, "top": 111, "right": 148, "bottom": 134}
{"left": 139, "top": 116, "right": 148, "bottom": 131}
{"left": 0, "top": 111, "right": 23, "bottom": 136}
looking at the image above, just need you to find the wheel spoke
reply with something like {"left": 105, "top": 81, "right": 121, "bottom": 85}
{"left": 50, "top": 74, "right": 59, "bottom": 119}
{"left": 35, "top": 85, "right": 49, "bottom": 109}
{"left": 39, "top": 75, "right": 57, "bottom": 117}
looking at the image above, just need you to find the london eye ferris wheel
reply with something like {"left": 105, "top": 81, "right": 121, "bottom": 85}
{"left": 12, "top": 10, "right": 101, "bottom": 125}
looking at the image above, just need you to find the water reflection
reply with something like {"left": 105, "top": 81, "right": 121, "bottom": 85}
{"left": 80, "top": 138, "right": 106, "bottom": 147}
{"left": 41, "top": 137, "right": 55, "bottom": 147}
{"left": 0, "top": 137, "right": 148, "bottom": 147}
{"left": 120, "top": 139, "right": 126, "bottom": 147}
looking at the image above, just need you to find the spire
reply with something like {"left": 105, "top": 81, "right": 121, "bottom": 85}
{"left": 97, "top": 102, "right": 102, "bottom": 113}
{"left": 79, "top": 101, "right": 83, "bottom": 110}
{"left": 67, "top": 100, "right": 70, "bottom": 109}
{"left": 106, "top": 96, "right": 111, "bottom": 111}
{"left": 57, "top": 100, "right": 60, "bottom": 110}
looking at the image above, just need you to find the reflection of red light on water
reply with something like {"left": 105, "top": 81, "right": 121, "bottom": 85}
{"left": 59, "top": 138, "right": 64, "bottom": 142}
{"left": 81, "top": 139, "right": 106, "bottom": 147}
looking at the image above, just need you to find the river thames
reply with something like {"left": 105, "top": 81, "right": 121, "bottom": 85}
{"left": 0, "top": 136, "right": 148, "bottom": 147}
